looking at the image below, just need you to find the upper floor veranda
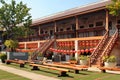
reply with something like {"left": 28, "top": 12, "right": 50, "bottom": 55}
{"left": 18, "top": 0, "right": 120, "bottom": 42}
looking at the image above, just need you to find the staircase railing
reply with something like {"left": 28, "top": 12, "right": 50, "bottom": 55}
{"left": 99, "top": 30, "right": 118, "bottom": 66}
{"left": 40, "top": 39, "right": 55, "bottom": 53}
{"left": 31, "top": 38, "right": 55, "bottom": 60}
{"left": 89, "top": 31, "right": 109, "bottom": 66}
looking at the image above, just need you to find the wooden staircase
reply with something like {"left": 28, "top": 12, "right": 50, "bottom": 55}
{"left": 89, "top": 31, "right": 109, "bottom": 66}
{"left": 31, "top": 38, "right": 55, "bottom": 60}
{"left": 90, "top": 30, "right": 118, "bottom": 67}
{"left": 99, "top": 30, "right": 119, "bottom": 66}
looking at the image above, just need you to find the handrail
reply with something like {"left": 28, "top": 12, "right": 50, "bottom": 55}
{"left": 100, "top": 30, "right": 118, "bottom": 58}
{"left": 89, "top": 31, "right": 108, "bottom": 66}
{"left": 99, "top": 29, "right": 118, "bottom": 66}
{"left": 90, "top": 31, "right": 108, "bottom": 57}
{"left": 31, "top": 38, "right": 55, "bottom": 60}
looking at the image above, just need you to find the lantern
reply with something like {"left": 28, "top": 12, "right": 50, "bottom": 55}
{"left": 70, "top": 50, "right": 73, "bottom": 53}
{"left": 66, "top": 50, "right": 70, "bottom": 54}
{"left": 81, "top": 49, "right": 84, "bottom": 53}
{"left": 89, "top": 48, "right": 94, "bottom": 53}
{"left": 63, "top": 50, "right": 67, "bottom": 54}
{"left": 85, "top": 49, "right": 89, "bottom": 53}
{"left": 77, "top": 50, "right": 81, "bottom": 54}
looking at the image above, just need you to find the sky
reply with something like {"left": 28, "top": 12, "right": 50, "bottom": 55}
{"left": 1, "top": 0, "right": 102, "bottom": 20}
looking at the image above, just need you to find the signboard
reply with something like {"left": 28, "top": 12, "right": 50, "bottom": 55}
{"left": 7, "top": 52, "right": 28, "bottom": 60}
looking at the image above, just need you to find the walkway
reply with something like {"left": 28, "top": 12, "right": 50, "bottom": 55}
{"left": 0, "top": 63, "right": 60, "bottom": 80}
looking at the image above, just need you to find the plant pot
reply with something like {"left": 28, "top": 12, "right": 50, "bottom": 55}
{"left": 1, "top": 59, "right": 5, "bottom": 63}
{"left": 104, "top": 62, "right": 116, "bottom": 67}
{"left": 80, "top": 60, "right": 87, "bottom": 65}
{"left": 69, "top": 60, "right": 77, "bottom": 64}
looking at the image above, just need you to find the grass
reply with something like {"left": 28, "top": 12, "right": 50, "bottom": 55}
{"left": 0, "top": 69, "right": 30, "bottom": 80}
{"left": 3, "top": 63, "right": 120, "bottom": 80}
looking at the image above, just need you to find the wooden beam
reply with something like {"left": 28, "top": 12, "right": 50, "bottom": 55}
{"left": 76, "top": 16, "right": 79, "bottom": 37}
{"left": 54, "top": 21, "right": 57, "bottom": 38}
{"left": 38, "top": 26, "right": 41, "bottom": 35}
{"left": 105, "top": 10, "right": 109, "bottom": 31}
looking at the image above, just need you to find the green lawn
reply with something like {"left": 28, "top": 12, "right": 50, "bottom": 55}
{"left": 3, "top": 63, "right": 120, "bottom": 80}
{"left": 0, "top": 69, "right": 30, "bottom": 80}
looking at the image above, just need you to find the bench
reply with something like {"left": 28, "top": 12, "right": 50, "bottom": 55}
{"left": 99, "top": 67, "right": 120, "bottom": 73}
{"left": 5, "top": 60, "right": 25, "bottom": 67}
{"left": 43, "top": 63, "right": 88, "bottom": 74}
{"left": 30, "top": 63, "right": 69, "bottom": 77}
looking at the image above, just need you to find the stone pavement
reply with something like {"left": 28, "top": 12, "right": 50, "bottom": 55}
{"left": 0, "top": 63, "right": 61, "bottom": 80}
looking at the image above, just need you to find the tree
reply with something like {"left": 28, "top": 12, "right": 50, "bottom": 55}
{"left": 0, "top": 0, "right": 32, "bottom": 40}
{"left": 4, "top": 39, "right": 18, "bottom": 51}
{"left": 107, "top": 0, "right": 120, "bottom": 25}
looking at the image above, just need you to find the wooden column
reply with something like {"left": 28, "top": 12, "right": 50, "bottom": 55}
{"left": 75, "top": 40, "right": 79, "bottom": 60}
{"left": 38, "top": 26, "right": 41, "bottom": 35}
{"left": 76, "top": 16, "right": 79, "bottom": 37}
{"left": 24, "top": 42, "right": 27, "bottom": 49}
{"left": 38, "top": 42, "right": 40, "bottom": 48}
{"left": 106, "top": 10, "right": 109, "bottom": 31}
{"left": 54, "top": 21, "right": 57, "bottom": 38}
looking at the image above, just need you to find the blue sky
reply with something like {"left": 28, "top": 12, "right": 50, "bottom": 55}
{"left": 2, "top": 0, "right": 101, "bottom": 19}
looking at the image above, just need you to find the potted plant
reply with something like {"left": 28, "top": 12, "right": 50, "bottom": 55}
{"left": 69, "top": 57, "right": 77, "bottom": 64}
{"left": 79, "top": 55, "right": 89, "bottom": 65}
{"left": 0, "top": 53, "right": 7, "bottom": 63}
{"left": 102, "top": 55, "right": 116, "bottom": 67}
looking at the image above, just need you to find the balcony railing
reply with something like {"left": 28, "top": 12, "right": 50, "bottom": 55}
{"left": 77, "top": 26, "right": 105, "bottom": 32}
{"left": 18, "top": 26, "right": 105, "bottom": 42}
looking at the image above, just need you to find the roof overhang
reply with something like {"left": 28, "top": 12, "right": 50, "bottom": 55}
{"left": 31, "top": 0, "right": 111, "bottom": 26}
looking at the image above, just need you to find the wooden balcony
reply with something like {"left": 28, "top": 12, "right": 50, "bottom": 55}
{"left": 18, "top": 33, "right": 49, "bottom": 42}
{"left": 77, "top": 26, "right": 105, "bottom": 33}
{"left": 55, "top": 30, "right": 75, "bottom": 35}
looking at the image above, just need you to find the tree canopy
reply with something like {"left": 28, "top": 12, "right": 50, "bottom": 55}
{"left": 0, "top": 0, "right": 32, "bottom": 40}
{"left": 107, "top": 0, "right": 120, "bottom": 16}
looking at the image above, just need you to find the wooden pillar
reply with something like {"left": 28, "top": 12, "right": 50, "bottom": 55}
{"left": 25, "top": 42, "right": 27, "bottom": 49}
{"left": 75, "top": 40, "right": 79, "bottom": 60}
{"left": 106, "top": 10, "right": 109, "bottom": 31}
{"left": 76, "top": 16, "right": 79, "bottom": 37}
{"left": 38, "top": 26, "right": 41, "bottom": 35}
{"left": 54, "top": 21, "right": 57, "bottom": 38}
{"left": 38, "top": 42, "right": 40, "bottom": 48}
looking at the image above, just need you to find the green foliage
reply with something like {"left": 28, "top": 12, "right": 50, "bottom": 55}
{"left": 79, "top": 55, "right": 89, "bottom": 60}
{"left": 70, "top": 57, "right": 76, "bottom": 61}
{"left": 102, "top": 55, "right": 116, "bottom": 63}
{"left": 106, "top": 0, "right": 120, "bottom": 16}
{"left": 0, "top": 53, "right": 7, "bottom": 60}
{"left": 4, "top": 39, "right": 18, "bottom": 51}
{"left": 0, "top": 0, "right": 32, "bottom": 40}
{"left": 38, "top": 52, "right": 43, "bottom": 57}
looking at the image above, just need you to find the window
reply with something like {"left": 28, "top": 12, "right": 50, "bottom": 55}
{"left": 89, "top": 24, "right": 94, "bottom": 27}
{"left": 117, "top": 20, "right": 120, "bottom": 24}
{"left": 66, "top": 28, "right": 71, "bottom": 31}
{"left": 80, "top": 26, "right": 84, "bottom": 28}
{"left": 109, "top": 21, "right": 112, "bottom": 30}
{"left": 96, "top": 21, "right": 103, "bottom": 26}
{"left": 45, "top": 31, "right": 48, "bottom": 34}
{"left": 71, "top": 24, "right": 76, "bottom": 30}
{"left": 60, "top": 28, "right": 63, "bottom": 31}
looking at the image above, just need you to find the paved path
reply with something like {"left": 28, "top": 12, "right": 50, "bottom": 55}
{"left": 0, "top": 63, "right": 60, "bottom": 80}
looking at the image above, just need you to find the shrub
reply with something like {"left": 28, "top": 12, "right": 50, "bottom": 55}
{"left": 70, "top": 57, "right": 76, "bottom": 61}
{"left": 102, "top": 55, "right": 116, "bottom": 63}
{"left": 0, "top": 53, "right": 7, "bottom": 60}
{"left": 79, "top": 55, "right": 89, "bottom": 60}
